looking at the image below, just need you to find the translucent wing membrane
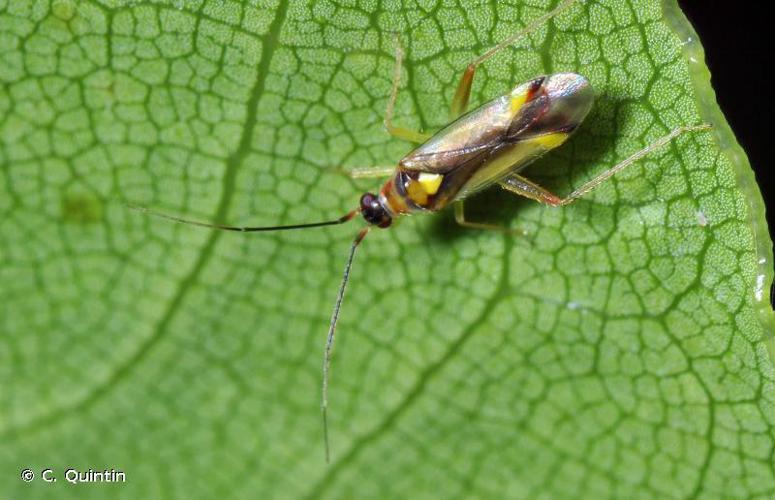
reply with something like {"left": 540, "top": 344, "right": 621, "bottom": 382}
{"left": 395, "top": 74, "right": 594, "bottom": 209}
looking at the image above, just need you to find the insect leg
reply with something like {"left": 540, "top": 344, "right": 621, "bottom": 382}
{"left": 500, "top": 124, "right": 713, "bottom": 206}
{"left": 384, "top": 35, "right": 431, "bottom": 144}
{"left": 344, "top": 166, "right": 396, "bottom": 179}
{"left": 449, "top": 0, "right": 581, "bottom": 119}
{"left": 499, "top": 174, "right": 564, "bottom": 205}
{"left": 454, "top": 201, "right": 527, "bottom": 236}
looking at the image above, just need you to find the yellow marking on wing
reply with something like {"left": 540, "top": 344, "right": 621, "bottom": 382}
{"left": 406, "top": 173, "right": 444, "bottom": 207}
{"left": 418, "top": 173, "right": 443, "bottom": 195}
{"left": 455, "top": 132, "right": 571, "bottom": 201}
{"left": 530, "top": 132, "right": 569, "bottom": 150}
{"left": 406, "top": 180, "right": 427, "bottom": 205}
{"left": 510, "top": 90, "right": 528, "bottom": 114}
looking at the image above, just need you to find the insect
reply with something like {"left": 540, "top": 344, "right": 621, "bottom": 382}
{"left": 129, "top": 0, "right": 711, "bottom": 462}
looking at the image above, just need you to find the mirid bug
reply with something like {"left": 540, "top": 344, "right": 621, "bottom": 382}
{"left": 129, "top": 0, "right": 711, "bottom": 462}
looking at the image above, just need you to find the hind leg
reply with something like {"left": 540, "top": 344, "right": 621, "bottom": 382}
{"left": 499, "top": 124, "right": 713, "bottom": 206}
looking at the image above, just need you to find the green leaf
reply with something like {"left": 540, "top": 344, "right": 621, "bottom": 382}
{"left": 2, "top": 0, "right": 774, "bottom": 497}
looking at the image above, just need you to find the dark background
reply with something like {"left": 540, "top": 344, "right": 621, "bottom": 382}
{"left": 679, "top": 2, "right": 773, "bottom": 305}
{"left": 679, "top": 3, "right": 772, "bottom": 238}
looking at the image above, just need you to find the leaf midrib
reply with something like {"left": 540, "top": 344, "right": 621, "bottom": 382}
{"left": 0, "top": 0, "right": 291, "bottom": 440}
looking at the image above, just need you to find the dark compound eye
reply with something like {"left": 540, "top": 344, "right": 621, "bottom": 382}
{"left": 359, "top": 193, "right": 392, "bottom": 228}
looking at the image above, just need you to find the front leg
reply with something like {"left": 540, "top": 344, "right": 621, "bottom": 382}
{"left": 344, "top": 166, "right": 396, "bottom": 179}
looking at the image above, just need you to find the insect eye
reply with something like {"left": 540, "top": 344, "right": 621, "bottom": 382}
{"left": 359, "top": 193, "right": 392, "bottom": 228}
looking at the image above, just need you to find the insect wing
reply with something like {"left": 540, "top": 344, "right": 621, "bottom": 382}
{"left": 398, "top": 73, "right": 593, "bottom": 206}
{"left": 398, "top": 86, "right": 522, "bottom": 174}
{"left": 454, "top": 73, "right": 593, "bottom": 200}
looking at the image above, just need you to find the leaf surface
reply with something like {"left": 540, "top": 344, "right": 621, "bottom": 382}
{"left": 1, "top": 0, "right": 774, "bottom": 498}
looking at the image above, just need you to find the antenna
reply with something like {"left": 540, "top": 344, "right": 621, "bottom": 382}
{"left": 126, "top": 203, "right": 358, "bottom": 231}
{"left": 322, "top": 226, "right": 370, "bottom": 463}
{"left": 129, "top": 201, "right": 368, "bottom": 462}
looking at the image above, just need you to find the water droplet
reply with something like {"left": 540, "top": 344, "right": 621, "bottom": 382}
{"left": 755, "top": 274, "right": 766, "bottom": 301}
{"left": 696, "top": 210, "right": 707, "bottom": 227}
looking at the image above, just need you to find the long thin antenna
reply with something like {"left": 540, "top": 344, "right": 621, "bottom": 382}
{"left": 322, "top": 227, "right": 370, "bottom": 463}
{"left": 126, "top": 203, "right": 357, "bottom": 232}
